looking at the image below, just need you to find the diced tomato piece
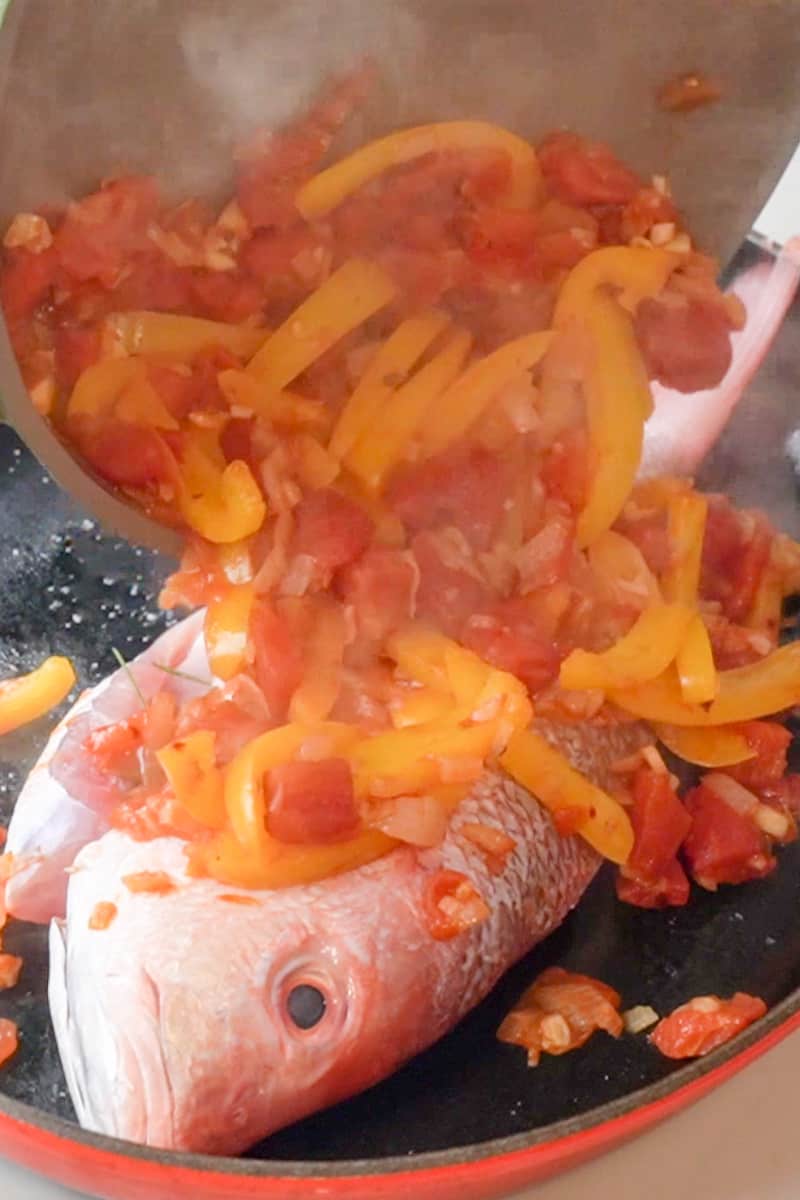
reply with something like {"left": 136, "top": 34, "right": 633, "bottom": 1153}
{"left": 110, "top": 249, "right": 193, "bottom": 313}
{"left": 249, "top": 600, "right": 304, "bottom": 723}
{"left": 188, "top": 270, "right": 265, "bottom": 323}
{"left": 266, "top": 757, "right": 359, "bottom": 844}
{"left": 635, "top": 295, "right": 733, "bottom": 393}
{"left": 55, "top": 176, "right": 160, "bottom": 286}
{"left": 411, "top": 531, "right": 492, "bottom": 639}
{"left": 0, "top": 1018, "right": 18, "bottom": 1067}
{"left": 460, "top": 207, "right": 540, "bottom": 277}
{"left": 462, "top": 598, "right": 560, "bottom": 693}
{"left": 423, "top": 868, "right": 489, "bottom": 940}
{"left": 616, "top": 857, "right": 690, "bottom": 909}
{"left": 540, "top": 429, "right": 590, "bottom": 511}
{"left": 83, "top": 716, "right": 144, "bottom": 774}
{"left": 621, "top": 186, "right": 679, "bottom": 241}
{"left": 54, "top": 323, "right": 102, "bottom": 390}
{"left": 122, "top": 870, "right": 176, "bottom": 895}
{"left": 538, "top": 132, "right": 641, "bottom": 206}
{"left": 727, "top": 722, "right": 792, "bottom": 791}
{"left": 0, "top": 245, "right": 58, "bottom": 321}
{"left": 764, "top": 774, "right": 800, "bottom": 819}
{"left": 290, "top": 488, "right": 374, "bottom": 582}
{"left": 88, "top": 901, "right": 118, "bottom": 931}
{"left": 701, "top": 499, "right": 773, "bottom": 622}
{"left": 337, "top": 548, "right": 418, "bottom": 642}
{"left": 388, "top": 443, "right": 513, "bottom": 553}
{"left": 73, "top": 418, "right": 174, "bottom": 487}
{"left": 241, "top": 225, "right": 330, "bottom": 292}
{"left": 0, "top": 953, "right": 22, "bottom": 990}
{"left": 499, "top": 966, "right": 623, "bottom": 1065}
{"left": 650, "top": 993, "right": 766, "bottom": 1059}
{"left": 616, "top": 510, "right": 671, "bottom": 577}
{"left": 176, "top": 675, "right": 272, "bottom": 764}
{"left": 627, "top": 766, "right": 692, "bottom": 879}
{"left": 683, "top": 783, "right": 776, "bottom": 889}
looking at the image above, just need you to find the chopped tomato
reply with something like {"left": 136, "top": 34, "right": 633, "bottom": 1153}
{"left": 462, "top": 599, "right": 560, "bottom": 694}
{"left": 635, "top": 295, "right": 733, "bottom": 393}
{"left": 337, "top": 548, "right": 418, "bottom": 642}
{"left": 459, "top": 207, "right": 540, "bottom": 277}
{"left": 72, "top": 418, "right": 175, "bottom": 488}
{"left": 617, "top": 857, "right": 690, "bottom": 909}
{"left": 727, "top": 722, "right": 792, "bottom": 792}
{"left": 249, "top": 599, "right": 304, "bottom": 723}
{"left": 683, "top": 783, "right": 776, "bottom": 890}
{"left": 88, "top": 901, "right": 118, "bottom": 931}
{"left": 388, "top": 444, "right": 513, "bottom": 552}
{"left": 498, "top": 966, "right": 623, "bottom": 1066}
{"left": 423, "top": 868, "right": 489, "bottom": 940}
{"left": 650, "top": 993, "right": 766, "bottom": 1059}
{"left": 627, "top": 766, "right": 692, "bottom": 879}
{"left": 241, "top": 225, "right": 330, "bottom": 296}
{"left": 538, "top": 132, "right": 641, "bottom": 206}
{"left": 187, "top": 269, "right": 265, "bottom": 324}
{"left": 290, "top": 489, "right": 375, "bottom": 585}
{"left": 54, "top": 323, "right": 102, "bottom": 390}
{"left": 122, "top": 870, "right": 176, "bottom": 895}
{"left": 0, "top": 245, "right": 58, "bottom": 321}
{"left": 83, "top": 715, "right": 144, "bottom": 776}
{"left": 176, "top": 675, "right": 272, "bottom": 764}
{"left": 701, "top": 499, "right": 773, "bottom": 623}
{"left": 411, "top": 531, "right": 492, "bottom": 639}
{"left": 266, "top": 757, "right": 359, "bottom": 844}
{"left": 540, "top": 430, "right": 590, "bottom": 511}
{"left": 55, "top": 176, "right": 160, "bottom": 287}
{"left": 110, "top": 248, "right": 193, "bottom": 313}
{"left": 620, "top": 186, "right": 678, "bottom": 241}
{"left": 0, "top": 953, "right": 22, "bottom": 990}
{"left": 0, "top": 1018, "right": 18, "bottom": 1068}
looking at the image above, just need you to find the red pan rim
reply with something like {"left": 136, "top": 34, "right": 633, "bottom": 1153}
{"left": 1, "top": 988, "right": 799, "bottom": 1184}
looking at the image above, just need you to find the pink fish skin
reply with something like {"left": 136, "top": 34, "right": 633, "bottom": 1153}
{"left": 50, "top": 718, "right": 645, "bottom": 1155}
{"left": 4, "top": 609, "right": 211, "bottom": 923}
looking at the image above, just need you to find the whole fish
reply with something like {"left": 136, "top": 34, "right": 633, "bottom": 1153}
{"left": 50, "top": 719, "right": 643, "bottom": 1154}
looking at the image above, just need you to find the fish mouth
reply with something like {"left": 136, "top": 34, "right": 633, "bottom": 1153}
{"left": 48, "top": 918, "right": 177, "bottom": 1148}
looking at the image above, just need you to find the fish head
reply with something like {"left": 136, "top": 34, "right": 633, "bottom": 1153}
{"left": 51, "top": 830, "right": 422, "bottom": 1153}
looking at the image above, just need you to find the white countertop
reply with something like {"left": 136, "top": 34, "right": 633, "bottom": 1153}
{"left": 2, "top": 1027, "right": 799, "bottom": 1199}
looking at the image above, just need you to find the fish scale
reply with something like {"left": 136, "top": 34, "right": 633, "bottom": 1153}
{"left": 48, "top": 718, "right": 647, "bottom": 1154}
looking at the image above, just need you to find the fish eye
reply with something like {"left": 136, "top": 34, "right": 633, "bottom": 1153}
{"left": 286, "top": 983, "right": 327, "bottom": 1030}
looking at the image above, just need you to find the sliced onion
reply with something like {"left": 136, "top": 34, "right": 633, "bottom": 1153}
{"left": 703, "top": 772, "right": 759, "bottom": 816}
{"left": 372, "top": 795, "right": 449, "bottom": 847}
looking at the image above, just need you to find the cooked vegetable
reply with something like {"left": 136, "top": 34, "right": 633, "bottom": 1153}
{"left": 559, "top": 603, "right": 693, "bottom": 692}
{"left": 649, "top": 993, "right": 766, "bottom": 1059}
{"left": 500, "top": 729, "right": 634, "bottom": 864}
{"left": 296, "top": 120, "right": 542, "bottom": 218}
{"left": 654, "top": 724, "right": 755, "bottom": 768}
{"left": 105, "top": 311, "right": 268, "bottom": 359}
{"left": 0, "top": 656, "right": 76, "bottom": 736}
{"left": 675, "top": 613, "right": 718, "bottom": 705}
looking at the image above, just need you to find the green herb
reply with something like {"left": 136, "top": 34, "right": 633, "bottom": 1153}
{"left": 154, "top": 661, "right": 212, "bottom": 687}
{"left": 111, "top": 646, "right": 146, "bottom": 706}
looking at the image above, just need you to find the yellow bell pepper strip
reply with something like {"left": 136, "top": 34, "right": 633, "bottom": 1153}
{"left": 156, "top": 731, "right": 226, "bottom": 829}
{"left": 189, "top": 827, "right": 397, "bottom": 890}
{"left": 346, "top": 329, "right": 473, "bottom": 490}
{"left": 225, "top": 722, "right": 359, "bottom": 855}
{"left": 290, "top": 433, "right": 340, "bottom": 489}
{"left": 442, "top": 642, "right": 532, "bottom": 732}
{"left": 499, "top": 728, "right": 634, "bottom": 864}
{"left": 611, "top": 641, "right": 800, "bottom": 726}
{"left": 387, "top": 625, "right": 454, "bottom": 691}
{"left": 178, "top": 437, "right": 266, "bottom": 544}
{"left": 246, "top": 258, "right": 397, "bottom": 388}
{"left": 390, "top": 687, "right": 455, "bottom": 729}
{"left": 662, "top": 492, "right": 708, "bottom": 606}
{"left": 553, "top": 246, "right": 679, "bottom": 325}
{"left": 0, "top": 656, "right": 76, "bottom": 736}
{"left": 654, "top": 724, "right": 755, "bottom": 769}
{"left": 417, "top": 331, "right": 554, "bottom": 460}
{"left": 296, "top": 120, "right": 542, "bottom": 219}
{"left": 350, "top": 721, "right": 497, "bottom": 800}
{"left": 587, "top": 530, "right": 662, "bottom": 606}
{"left": 204, "top": 584, "right": 255, "bottom": 681}
{"left": 113, "top": 374, "right": 180, "bottom": 431}
{"left": 67, "top": 357, "right": 144, "bottom": 422}
{"left": 560, "top": 603, "right": 694, "bottom": 693}
{"left": 329, "top": 309, "right": 451, "bottom": 460}
{"left": 289, "top": 603, "right": 347, "bottom": 723}
{"left": 217, "top": 369, "right": 330, "bottom": 434}
{"left": 573, "top": 292, "right": 652, "bottom": 547}
{"left": 676, "top": 614, "right": 718, "bottom": 705}
{"left": 105, "top": 311, "right": 268, "bottom": 360}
